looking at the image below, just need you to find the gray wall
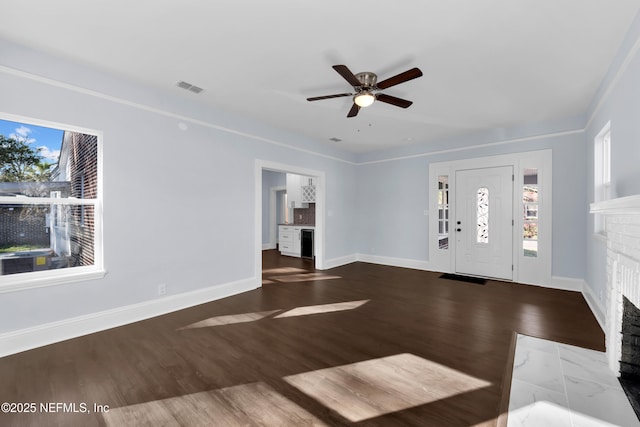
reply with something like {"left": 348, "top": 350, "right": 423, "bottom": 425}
{"left": 0, "top": 39, "right": 359, "bottom": 334}
{"left": 356, "top": 129, "right": 588, "bottom": 279}
{"left": 585, "top": 11, "right": 640, "bottom": 307}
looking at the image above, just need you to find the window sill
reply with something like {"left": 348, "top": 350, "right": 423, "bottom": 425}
{"left": 0, "top": 267, "right": 106, "bottom": 294}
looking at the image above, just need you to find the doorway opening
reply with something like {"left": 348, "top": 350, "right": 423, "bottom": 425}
{"left": 255, "top": 160, "right": 326, "bottom": 285}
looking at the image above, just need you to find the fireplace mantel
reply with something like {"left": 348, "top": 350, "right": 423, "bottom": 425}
{"left": 591, "top": 194, "right": 640, "bottom": 215}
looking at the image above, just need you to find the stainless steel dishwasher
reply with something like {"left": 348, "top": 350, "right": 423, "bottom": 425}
{"left": 301, "top": 229, "right": 314, "bottom": 259}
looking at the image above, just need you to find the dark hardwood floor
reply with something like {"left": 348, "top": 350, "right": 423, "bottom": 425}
{"left": 0, "top": 250, "right": 604, "bottom": 426}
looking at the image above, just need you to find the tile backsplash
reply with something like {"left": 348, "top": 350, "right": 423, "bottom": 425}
{"left": 293, "top": 203, "right": 315, "bottom": 225}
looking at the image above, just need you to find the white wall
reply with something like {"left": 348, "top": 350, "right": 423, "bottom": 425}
{"left": 0, "top": 39, "right": 359, "bottom": 335}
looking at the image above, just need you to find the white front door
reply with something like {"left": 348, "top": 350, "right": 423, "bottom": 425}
{"left": 455, "top": 166, "right": 513, "bottom": 280}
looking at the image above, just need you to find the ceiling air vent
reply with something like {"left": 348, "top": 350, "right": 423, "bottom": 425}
{"left": 176, "top": 81, "right": 204, "bottom": 94}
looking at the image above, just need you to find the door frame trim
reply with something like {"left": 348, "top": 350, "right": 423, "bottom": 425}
{"left": 429, "top": 149, "right": 552, "bottom": 286}
{"left": 267, "top": 186, "right": 286, "bottom": 249}
{"left": 255, "top": 160, "right": 326, "bottom": 281}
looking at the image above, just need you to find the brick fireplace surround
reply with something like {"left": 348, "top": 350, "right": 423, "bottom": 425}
{"left": 590, "top": 194, "right": 640, "bottom": 375}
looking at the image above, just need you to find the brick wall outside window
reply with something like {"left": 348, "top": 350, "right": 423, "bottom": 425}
{"left": 64, "top": 132, "right": 98, "bottom": 267}
{"left": 0, "top": 207, "right": 49, "bottom": 247}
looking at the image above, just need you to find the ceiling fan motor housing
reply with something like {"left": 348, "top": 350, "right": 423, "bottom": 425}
{"left": 355, "top": 72, "right": 377, "bottom": 89}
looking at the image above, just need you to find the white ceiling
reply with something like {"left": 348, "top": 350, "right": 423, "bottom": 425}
{"left": 1, "top": 0, "right": 639, "bottom": 154}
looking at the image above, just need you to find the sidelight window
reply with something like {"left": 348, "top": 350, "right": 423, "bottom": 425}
{"left": 437, "top": 175, "right": 449, "bottom": 249}
{"left": 523, "top": 169, "right": 538, "bottom": 257}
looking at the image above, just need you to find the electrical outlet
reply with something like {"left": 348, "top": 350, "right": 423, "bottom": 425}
{"left": 158, "top": 284, "right": 167, "bottom": 296}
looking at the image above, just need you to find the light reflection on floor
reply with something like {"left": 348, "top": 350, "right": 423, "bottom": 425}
{"left": 270, "top": 272, "right": 342, "bottom": 283}
{"left": 284, "top": 353, "right": 491, "bottom": 422}
{"left": 180, "top": 300, "right": 370, "bottom": 330}
{"left": 179, "top": 310, "right": 281, "bottom": 329}
{"left": 274, "top": 300, "right": 370, "bottom": 319}
{"left": 102, "top": 382, "right": 328, "bottom": 427}
{"left": 262, "top": 267, "right": 309, "bottom": 274}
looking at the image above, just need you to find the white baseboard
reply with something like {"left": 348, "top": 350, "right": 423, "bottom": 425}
{"left": 582, "top": 281, "right": 606, "bottom": 333}
{"left": 0, "top": 277, "right": 259, "bottom": 358}
{"left": 321, "top": 253, "right": 357, "bottom": 270}
{"left": 357, "top": 253, "right": 431, "bottom": 271}
{"left": 550, "top": 276, "right": 585, "bottom": 292}
{"left": 322, "top": 253, "right": 432, "bottom": 271}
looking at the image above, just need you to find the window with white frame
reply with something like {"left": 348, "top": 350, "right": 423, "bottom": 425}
{"left": 437, "top": 175, "right": 449, "bottom": 249}
{"left": 0, "top": 116, "right": 102, "bottom": 290}
{"left": 523, "top": 168, "right": 539, "bottom": 257}
{"left": 594, "top": 121, "right": 611, "bottom": 235}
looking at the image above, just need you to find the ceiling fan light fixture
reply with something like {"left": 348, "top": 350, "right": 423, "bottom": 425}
{"left": 307, "top": 64, "right": 422, "bottom": 117}
{"left": 354, "top": 92, "right": 375, "bottom": 108}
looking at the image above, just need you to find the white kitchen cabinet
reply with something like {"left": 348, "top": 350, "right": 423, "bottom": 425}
{"left": 279, "top": 225, "right": 301, "bottom": 257}
{"left": 279, "top": 225, "right": 314, "bottom": 258}
{"left": 292, "top": 227, "right": 302, "bottom": 254}
{"left": 278, "top": 225, "right": 295, "bottom": 255}
{"left": 287, "top": 174, "right": 317, "bottom": 206}
{"left": 301, "top": 176, "right": 316, "bottom": 203}
{"left": 286, "top": 174, "right": 307, "bottom": 208}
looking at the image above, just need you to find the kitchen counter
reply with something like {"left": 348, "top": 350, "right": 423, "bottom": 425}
{"left": 278, "top": 225, "right": 315, "bottom": 258}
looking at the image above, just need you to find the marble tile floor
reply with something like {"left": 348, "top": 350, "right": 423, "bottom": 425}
{"left": 507, "top": 334, "right": 640, "bottom": 427}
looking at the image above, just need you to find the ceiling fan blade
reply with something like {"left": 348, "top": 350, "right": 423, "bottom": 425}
{"left": 376, "top": 93, "right": 413, "bottom": 108}
{"left": 347, "top": 103, "right": 360, "bottom": 117}
{"left": 307, "top": 93, "right": 353, "bottom": 101}
{"left": 333, "top": 65, "right": 362, "bottom": 87}
{"left": 376, "top": 67, "right": 423, "bottom": 90}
